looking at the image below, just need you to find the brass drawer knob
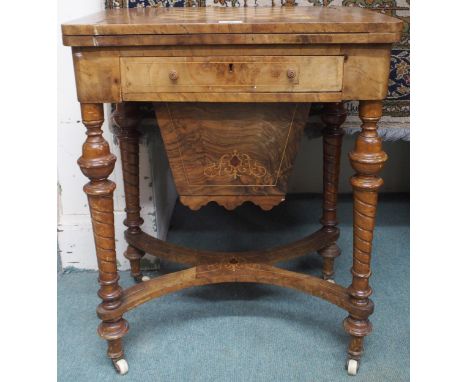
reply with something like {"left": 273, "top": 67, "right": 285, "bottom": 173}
{"left": 287, "top": 68, "right": 296, "bottom": 79}
{"left": 169, "top": 70, "right": 178, "bottom": 81}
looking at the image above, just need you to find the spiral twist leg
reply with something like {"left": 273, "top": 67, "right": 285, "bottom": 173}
{"left": 318, "top": 102, "right": 346, "bottom": 281}
{"left": 79, "top": 103, "right": 129, "bottom": 368}
{"left": 344, "top": 100, "right": 387, "bottom": 372}
{"left": 113, "top": 103, "right": 146, "bottom": 282}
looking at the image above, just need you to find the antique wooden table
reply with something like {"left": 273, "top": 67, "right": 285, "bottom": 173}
{"left": 62, "top": 6, "right": 402, "bottom": 376}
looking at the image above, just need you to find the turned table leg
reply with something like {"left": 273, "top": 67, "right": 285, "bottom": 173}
{"left": 343, "top": 100, "right": 387, "bottom": 375}
{"left": 318, "top": 102, "right": 346, "bottom": 282}
{"left": 78, "top": 103, "right": 129, "bottom": 374}
{"left": 112, "top": 103, "right": 147, "bottom": 283}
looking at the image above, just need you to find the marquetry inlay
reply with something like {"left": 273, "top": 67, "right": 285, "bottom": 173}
{"left": 63, "top": 6, "right": 403, "bottom": 375}
{"left": 203, "top": 150, "right": 269, "bottom": 181}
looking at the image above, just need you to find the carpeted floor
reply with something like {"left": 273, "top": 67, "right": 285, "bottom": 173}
{"left": 58, "top": 194, "right": 409, "bottom": 382}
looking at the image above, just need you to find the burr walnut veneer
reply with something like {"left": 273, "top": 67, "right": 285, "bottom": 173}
{"left": 62, "top": 6, "right": 402, "bottom": 376}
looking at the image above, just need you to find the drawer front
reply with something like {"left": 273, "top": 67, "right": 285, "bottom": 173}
{"left": 121, "top": 56, "right": 344, "bottom": 94}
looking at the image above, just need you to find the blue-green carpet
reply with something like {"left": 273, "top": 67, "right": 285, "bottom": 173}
{"left": 58, "top": 194, "right": 409, "bottom": 382}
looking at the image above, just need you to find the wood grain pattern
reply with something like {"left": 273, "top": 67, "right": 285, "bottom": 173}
{"left": 62, "top": 6, "right": 401, "bottom": 374}
{"left": 113, "top": 103, "right": 146, "bottom": 282}
{"left": 78, "top": 103, "right": 128, "bottom": 362}
{"left": 63, "top": 32, "right": 402, "bottom": 47}
{"left": 121, "top": 56, "right": 344, "bottom": 95}
{"left": 154, "top": 102, "right": 310, "bottom": 210}
{"left": 72, "top": 48, "right": 121, "bottom": 103}
{"left": 62, "top": 7, "right": 403, "bottom": 36}
{"left": 179, "top": 195, "right": 284, "bottom": 211}
{"left": 343, "top": 100, "right": 387, "bottom": 363}
{"left": 341, "top": 45, "right": 392, "bottom": 100}
{"left": 318, "top": 102, "right": 346, "bottom": 281}
{"left": 125, "top": 228, "right": 338, "bottom": 267}
{"left": 70, "top": 44, "right": 395, "bottom": 103}
{"left": 124, "top": 91, "right": 343, "bottom": 103}
{"left": 97, "top": 263, "right": 373, "bottom": 322}
{"left": 74, "top": 44, "right": 343, "bottom": 57}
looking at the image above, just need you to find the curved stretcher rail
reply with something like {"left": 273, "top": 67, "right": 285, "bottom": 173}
{"left": 97, "top": 263, "right": 373, "bottom": 321}
{"left": 125, "top": 228, "right": 339, "bottom": 266}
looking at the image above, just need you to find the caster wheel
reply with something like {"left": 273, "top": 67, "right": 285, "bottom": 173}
{"left": 141, "top": 276, "right": 151, "bottom": 282}
{"left": 326, "top": 279, "right": 336, "bottom": 284}
{"left": 113, "top": 358, "right": 129, "bottom": 375}
{"left": 346, "top": 359, "right": 359, "bottom": 376}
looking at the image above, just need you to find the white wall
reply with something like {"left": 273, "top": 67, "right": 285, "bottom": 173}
{"left": 58, "top": 0, "right": 174, "bottom": 270}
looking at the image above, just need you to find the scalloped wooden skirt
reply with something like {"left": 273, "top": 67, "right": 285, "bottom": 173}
{"left": 154, "top": 102, "right": 310, "bottom": 210}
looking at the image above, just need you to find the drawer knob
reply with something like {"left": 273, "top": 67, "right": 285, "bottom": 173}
{"left": 287, "top": 69, "right": 296, "bottom": 79}
{"left": 169, "top": 70, "right": 178, "bottom": 81}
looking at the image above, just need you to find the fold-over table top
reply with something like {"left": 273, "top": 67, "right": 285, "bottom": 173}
{"left": 62, "top": 7, "right": 402, "bottom": 37}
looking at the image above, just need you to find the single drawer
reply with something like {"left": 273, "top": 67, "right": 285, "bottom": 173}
{"left": 121, "top": 56, "right": 344, "bottom": 94}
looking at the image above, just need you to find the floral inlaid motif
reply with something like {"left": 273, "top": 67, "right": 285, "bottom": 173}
{"left": 204, "top": 151, "right": 269, "bottom": 181}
